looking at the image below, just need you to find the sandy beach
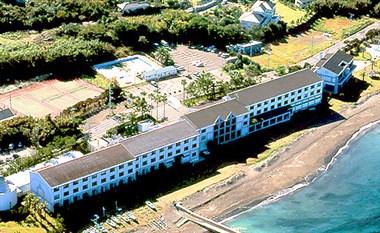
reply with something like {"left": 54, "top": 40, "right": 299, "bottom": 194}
{"left": 130, "top": 87, "right": 380, "bottom": 233}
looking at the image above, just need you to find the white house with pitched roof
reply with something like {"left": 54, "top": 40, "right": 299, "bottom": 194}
{"left": 239, "top": 0, "right": 280, "bottom": 29}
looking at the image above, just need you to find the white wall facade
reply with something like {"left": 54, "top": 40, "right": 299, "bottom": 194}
{"left": 315, "top": 61, "right": 354, "bottom": 94}
{"left": 31, "top": 135, "right": 200, "bottom": 212}
{"left": 30, "top": 75, "right": 324, "bottom": 212}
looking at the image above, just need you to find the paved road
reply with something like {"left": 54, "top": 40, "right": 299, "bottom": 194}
{"left": 298, "top": 21, "right": 380, "bottom": 67}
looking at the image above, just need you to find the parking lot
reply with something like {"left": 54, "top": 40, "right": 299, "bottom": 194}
{"left": 171, "top": 44, "right": 226, "bottom": 75}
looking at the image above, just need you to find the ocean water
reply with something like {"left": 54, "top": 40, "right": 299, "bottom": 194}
{"left": 226, "top": 124, "right": 380, "bottom": 233}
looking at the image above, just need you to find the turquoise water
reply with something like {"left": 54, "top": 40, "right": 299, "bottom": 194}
{"left": 226, "top": 124, "right": 380, "bottom": 233}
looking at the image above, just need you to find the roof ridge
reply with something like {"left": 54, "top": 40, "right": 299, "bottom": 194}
{"left": 230, "top": 68, "right": 312, "bottom": 96}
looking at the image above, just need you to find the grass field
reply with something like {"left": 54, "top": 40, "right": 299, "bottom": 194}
{"left": 251, "top": 17, "right": 375, "bottom": 69}
{"left": 252, "top": 30, "right": 334, "bottom": 68}
{"left": 313, "top": 17, "right": 375, "bottom": 39}
{"left": 275, "top": 0, "right": 305, "bottom": 24}
{"left": 0, "top": 222, "right": 46, "bottom": 233}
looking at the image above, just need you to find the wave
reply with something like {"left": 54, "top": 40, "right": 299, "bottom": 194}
{"left": 221, "top": 119, "right": 380, "bottom": 224}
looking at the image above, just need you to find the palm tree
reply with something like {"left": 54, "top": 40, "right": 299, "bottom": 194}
{"left": 148, "top": 90, "right": 160, "bottom": 120}
{"left": 181, "top": 79, "right": 187, "bottom": 100}
{"left": 160, "top": 93, "right": 168, "bottom": 121}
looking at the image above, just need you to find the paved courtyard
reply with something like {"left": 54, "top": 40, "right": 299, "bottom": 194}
{"left": 171, "top": 44, "right": 226, "bottom": 75}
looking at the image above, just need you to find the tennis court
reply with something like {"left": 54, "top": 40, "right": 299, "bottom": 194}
{"left": 0, "top": 79, "right": 103, "bottom": 118}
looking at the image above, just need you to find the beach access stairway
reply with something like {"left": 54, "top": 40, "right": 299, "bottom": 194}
{"left": 174, "top": 202, "right": 240, "bottom": 233}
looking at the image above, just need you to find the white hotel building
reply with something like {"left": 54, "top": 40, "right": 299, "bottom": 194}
{"left": 30, "top": 68, "right": 323, "bottom": 212}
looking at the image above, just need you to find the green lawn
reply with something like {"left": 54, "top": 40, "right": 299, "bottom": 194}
{"left": 0, "top": 221, "right": 46, "bottom": 233}
{"left": 252, "top": 30, "right": 335, "bottom": 68}
{"left": 251, "top": 16, "right": 376, "bottom": 69}
{"left": 275, "top": 0, "right": 306, "bottom": 24}
{"left": 82, "top": 74, "right": 111, "bottom": 90}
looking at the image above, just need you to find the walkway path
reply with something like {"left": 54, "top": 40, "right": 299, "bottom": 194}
{"left": 174, "top": 202, "right": 240, "bottom": 233}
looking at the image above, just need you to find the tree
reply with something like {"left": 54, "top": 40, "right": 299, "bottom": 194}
{"left": 181, "top": 79, "right": 187, "bottom": 100}
{"left": 152, "top": 47, "right": 174, "bottom": 66}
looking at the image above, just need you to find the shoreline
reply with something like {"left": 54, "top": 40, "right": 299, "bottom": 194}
{"left": 151, "top": 90, "right": 380, "bottom": 233}
{"left": 219, "top": 118, "right": 380, "bottom": 224}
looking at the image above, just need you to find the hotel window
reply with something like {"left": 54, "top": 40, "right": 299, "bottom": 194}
{"left": 271, "top": 105, "right": 275, "bottom": 110}
{"left": 277, "top": 103, "right": 282, "bottom": 108}
{"left": 92, "top": 181, "right": 97, "bottom": 186}
{"left": 257, "top": 110, "right": 261, "bottom": 114}
{"left": 64, "top": 191, "right": 69, "bottom": 197}
{"left": 110, "top": 175, "right": 115, "bottom": 180}
{"left": 291, "top": 91, "right": 295, "bottom": 96}
{"left": 192, "top": 136, "right": 197, "bottom": 141}
{"left": 101, "top": 171, "right": 106, "bottom": 176}
{"left": 83, "top": 185, "right": 88, "bottom": 190}
{"left": 151, "top": 158, "right": 156, "bottom": 163}
{"left": 277, "top": 96, "right": 282, "bottom": 100}
{"left": 192, "top": 143, "right": 197, "bottom": 148}
{"left": 128, "top": 161, "right": 133, "bottom": 166}
{"left": 304, "top": 87, "right": 308, "bottom": 91}
{"left": 284, "top": 100, "right": 288, "bottom": 105}
{"left": 83, "top": 177, "right": 88, "bottom": 182}
{"left": 54, "top": 187, "right": 59, "bottom": 192}
{"left": 110, "top": 168, "right": 115, "bottom": 172}
{"left": 159, "top": 154, "right": 164, "bottom": 160}
{"left": 201, "top": 129, "right": 206, "bottom": 133}
{"left": 101, "top": 178, "right": 106, "bottom": 183}
{"left": 298, "top": 90, "right": 302, "bottom": 94}
{"left": 73, "top": 181, "right": 78, "bottom": 185}
{"left": 176, "top": 149, "right": 181, "bottom": 154}
{"left": 168, "top": 145, "right": 173, "bottom": 150}
{"left": 119, "top": 172, "right": 124, "bottom": 177}
{"left": 264, "top": 101, "right": 268, "bottom": 105}
{"left": 92, "top": 174, "right": 97, "bottom": 179}
{"left": 317, "top": 83, "right": 322, "bottom": 87}
{"left": 128, "top": 168, "right": 133, "bottom": 174}
{"left": 176, "top": 142, "right": 181, "bottom": 147}
{"left": 142, "top": 161, "right": 148, "bottom": 166}
{"left": 297, "top": 96, "right": 301, "bottom": 100}
{"left": 316, "top": 89, "right": 321, "bottom": 93}
{"left": 54, "top": 195, "right": 60, "bottom": 200}
{"left": 142, "top": 154, "right": 148, "bottom": 159}
{"left": 271, "top": 99, "right": 275, "bottom": 103}
{"left": 119, "top": 164, "right": 124, "bottom": 169}
{"left": 159, "top": 148, "right": 164, "bottom": 153}
{"left": 263, "top": 107, "right": 268, "bottom": 112}
{"left": 184, "top": 146, "right": 189, "bottom": 151}
{"left": 257, "top": 103, "right": 262, "bottom": 107}
{"left": 291, "top": 98, "right": 295, "bottom": 102}
{"left": 311, "top": 84, "right": 315, "bottom": 89}
{"left": 73, "top": 188, "right": 79, "bottom": 193}
{"left": 63, "top": 184, "right": 69, "bottom": 189}
{"left": 184, "top": 139, "right": 189, "bottom": 144}
{"left": 285, "top": 94, "right": 289, "bottom": 98}
{"left": 311, "top": 91, "right": 314, "bottom": 95}
{"left": 168, "top": 152, "right": 173, "bottom": 157}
